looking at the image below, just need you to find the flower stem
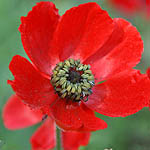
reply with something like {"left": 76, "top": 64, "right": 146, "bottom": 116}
{"left": 56, "top": 127, "right": 61, "bottom": 150}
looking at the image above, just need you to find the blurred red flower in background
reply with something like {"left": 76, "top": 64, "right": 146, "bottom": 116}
{"left": 147, "top": 0, "right": 150, "bottom": 17}
{"left": 3, "top": 95, "right": 90, "bottom": 150}
{"left": 110, "top": 0, "right": 143, "bottom": 13}
{"left": 109, "top": 0, "right": 149, "bottom": 17}
{"left": 5, "top": 1, "right": 150, "bottom": 134}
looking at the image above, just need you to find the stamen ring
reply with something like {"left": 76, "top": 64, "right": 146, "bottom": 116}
{"left": 51, "top": 59, "right": 95, "bottom": 102}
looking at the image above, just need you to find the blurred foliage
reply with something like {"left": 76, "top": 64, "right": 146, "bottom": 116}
{"left": 0, "top": 0, "right": 150, "bottom": 150}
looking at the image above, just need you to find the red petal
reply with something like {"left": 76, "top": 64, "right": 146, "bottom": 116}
{"left": 50, "top": 99, "right": 107, "bottom": 132}
{"left": 85, "top": 70, "right": 150, "bottom": 117}
{"left": 30, "top": 118, "right": 56, "bottom": 150}
{"left": 2, "top": 95, "right": 42, "bottom": 130}
{"left": 8, "top": 55, "right": 58, "bottom": 109}
{"left": 146, "top": 67, "right": 150, "bottom": 79}
{"left": 62, "top": 131, "right": 90, "bottom": 150}
{"left": 85, "top": 18, "right": 143, "bottom": 82}
{"left": 51, "top": 2, "right": 114, "bottom": 61}
{"left": 19, "top": 2, "right": 60, "bottom": 77}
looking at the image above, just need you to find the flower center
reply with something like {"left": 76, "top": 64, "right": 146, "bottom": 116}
{"left": 51, "top": 59, "right": 95, "bottom": 102}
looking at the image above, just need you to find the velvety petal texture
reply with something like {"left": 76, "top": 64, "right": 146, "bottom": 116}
{"left": 30, "top": 118, "right": 56, "bottom": 150}
{"left": 3, "top": 95, "right": 42, "bottom": 130}
{"left": 50, "top": 99, "right": 107, "bottom": 131}
{"left": 8, "top": 55, "right": 58, "bottom": 108}
{"left": 85, "top": 70, "right": 150, "bottom": 117}
{"left": 51, "top": 2, "right": 114, "bottom": 62}
{"left": 19, "top": 2, "right": 60, "bottom": 76}
{"left": 85, "top": 18, "right": 143, "bottom": 81}
{"left": 62, "top": 131, "right": 90, "bottom": 150}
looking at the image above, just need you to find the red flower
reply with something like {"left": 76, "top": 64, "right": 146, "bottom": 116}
{"left": 109, "top": 0, "right": 146, "bottom": 15}
{"left": 147, "top": 0, "right": 150, "bottom": 17}
{"left": 3, "top": 95, "right": 90, "bottom": 150}
{"left": 7, "top": 2, "right": 150, "bottom": 132}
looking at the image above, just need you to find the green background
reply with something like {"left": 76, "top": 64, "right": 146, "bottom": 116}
{"left": 0, "top": 0, "right": 150, "bottom": 150}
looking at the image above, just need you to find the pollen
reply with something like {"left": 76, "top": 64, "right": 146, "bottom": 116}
{"left": 51, "top": 58, "right": 95, "bottom": 102}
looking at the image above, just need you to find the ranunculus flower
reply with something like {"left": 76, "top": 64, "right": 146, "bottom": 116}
{"left": 109, "top": 0, "right": 146, "bottom": 16}
{"left": 3, "top": 95, "right": 90, "bottom": 150}
{"left": 6, "top": 1, "right": 150, "bottom": 132}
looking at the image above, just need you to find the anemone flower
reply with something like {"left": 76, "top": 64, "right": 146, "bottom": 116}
{"left": 3, "top": 1, "right": 150, "bottom": 149}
